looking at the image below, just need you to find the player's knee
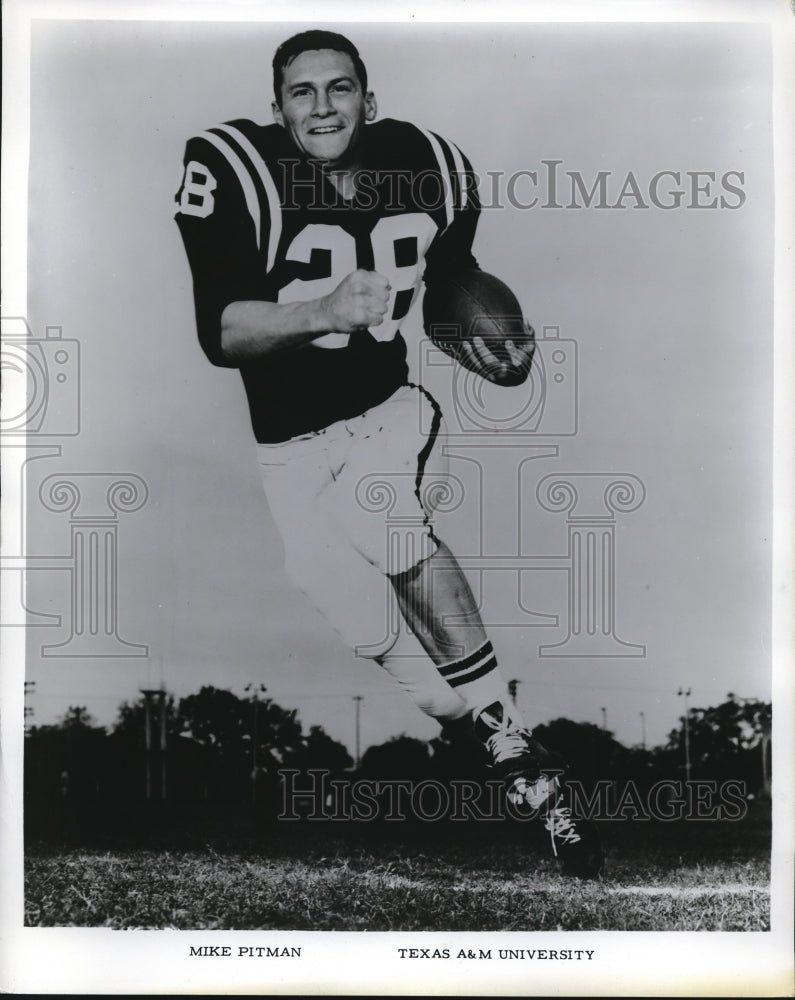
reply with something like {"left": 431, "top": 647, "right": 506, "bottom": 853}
{"left": 379, "top": 658, "right": 467, "bottom": 720}
{"left": 387, "top": 540, "right": 436, "bottom": 583}
{"left": 359, "top": 630, "right": 399, "bottom": 660}
{"left": 414, "top": 686, "right": 469, "bottom": 722}
{"left": 350, "top": 525, "right": 438, "bottom": 577}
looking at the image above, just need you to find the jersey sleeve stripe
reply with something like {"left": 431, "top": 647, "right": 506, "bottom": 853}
{"left": 198, "top": 129, "right": 262, "bottom": 250}
{"left": 215, "top": 123, "right": 283, "bottom": 274}
{"left": 430, "top": 131, "right": 464, "bottom": 214}
{"left": 418, "top": 127, "right": 454, "bottom": 231}
{"left": 449, "top": 142, "right": 468, "bottom": 210}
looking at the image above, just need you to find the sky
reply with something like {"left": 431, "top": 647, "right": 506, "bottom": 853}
{"left": 15, "top": 18, "right": 775, "bottom": 757}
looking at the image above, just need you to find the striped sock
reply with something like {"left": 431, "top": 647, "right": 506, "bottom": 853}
{"left": 436, "top": 640, "right": 509, "bottom": 712}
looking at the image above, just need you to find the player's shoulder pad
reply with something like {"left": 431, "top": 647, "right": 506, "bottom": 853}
{"left": 372, "top": 118, "right": 476, "bottom": 219}
{"left": 183, "top": 119, "right": 285, "bottom": 167}
{"left": 179, "top": 118, "right": 286, "bottom": 214}
{"left": 177, "top": 119, "right": 285, "bottom": 259}
{"left": 379, "top": 117, "right": 471, "bottom": 162}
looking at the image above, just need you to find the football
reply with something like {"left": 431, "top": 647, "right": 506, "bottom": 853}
{"left": 422, "top": 269, "right": 534, "bottom": 386}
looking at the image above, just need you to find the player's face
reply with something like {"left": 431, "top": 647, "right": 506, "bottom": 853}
{"left": 273, "top": 49, "right": 376, "bottom": 165}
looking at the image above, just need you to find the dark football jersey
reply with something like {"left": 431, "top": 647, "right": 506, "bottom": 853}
{"left": 175, "top": 117, "right": 480, "bottom": 442}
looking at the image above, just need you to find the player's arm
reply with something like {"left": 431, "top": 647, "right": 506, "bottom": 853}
{"left": 175, "top": 137, "right": 390, "bottom": 365}
{"left": 422, "top": 147, "right": 533, "bottom": 386}
{"left": 422, "top": 172, "right": 481, "bottom": 285}
{"left": 219, "top": 270, "right": 390, "bottom": 363}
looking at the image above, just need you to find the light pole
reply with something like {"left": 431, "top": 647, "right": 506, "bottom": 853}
{"left": 140, "top": 688, "right": 167, "bottom": 800}
{"left": 677, "top": 687, "right": 692, "bottom": 782}
{"left": 353, "top": 695, "right": 363, "bottom": 769}
{"left": 601, "top": 707, "right": 607, "bottom": 732}
{"left": 640, "top": 711, "right": 646, "bottom": 751}
{"left": 245, "top": 683, "right": 267, "bottom": 804}
{"left": 508, "top": 679, "right": 519, "bottom": 706}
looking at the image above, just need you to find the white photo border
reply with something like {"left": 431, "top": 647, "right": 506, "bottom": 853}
{"left": 2, "top": 0, "right": 793, "bottom": 995}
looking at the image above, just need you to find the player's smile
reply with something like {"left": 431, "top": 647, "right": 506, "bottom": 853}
{"left": 272, "top": 48, "right": 377, "bottom": 166}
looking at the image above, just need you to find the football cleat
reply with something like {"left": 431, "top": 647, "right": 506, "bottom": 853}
{"left": 542, "top": 789, "right": 604, "bottom": 879}
{"left": 473, "top": 701, "right": 564, "bottom": 810}
{"left": 507, "top": 772, "right": 561, "bottom": 811}
{"left": 474, "top": 701, "right": 604, "bottom": 878}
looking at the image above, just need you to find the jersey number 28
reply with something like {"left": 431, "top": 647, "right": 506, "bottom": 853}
{"left": 277, "top": 215, "right": 437, "bottom": 349}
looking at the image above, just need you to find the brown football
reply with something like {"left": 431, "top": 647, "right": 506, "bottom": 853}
{"left": 422, "top": 269, "right": 533, "bottom": 386}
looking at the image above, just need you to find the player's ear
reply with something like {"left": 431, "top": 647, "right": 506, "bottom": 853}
{"left": 272, "top": 100, "right": 284, "bottom": 127}
{"left": 364, "top": 91, "right": 377, "bottom": 122}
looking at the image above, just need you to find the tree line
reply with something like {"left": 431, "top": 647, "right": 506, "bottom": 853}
{"left": 24, "top": 686, "right": 770, "bottom": 842}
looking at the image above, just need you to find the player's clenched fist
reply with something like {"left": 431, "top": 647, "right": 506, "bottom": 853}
{"left": 320, "top": 270, "right": 391, "bottom": 333}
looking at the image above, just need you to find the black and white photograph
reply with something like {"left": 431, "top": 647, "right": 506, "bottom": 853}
{"left": 2, "top": 0, "right": 793, "bottom": 994}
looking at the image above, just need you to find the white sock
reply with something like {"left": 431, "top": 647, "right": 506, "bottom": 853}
{"left": 436, "top": 639, "right": 526, "bottom": 725}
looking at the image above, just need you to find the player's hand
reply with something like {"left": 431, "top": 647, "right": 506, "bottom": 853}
{"left": 321, "top": 269, "right": 391, "bottom": 334}
{"left": 460, "top": 321, "right": 536, "bottom": 386}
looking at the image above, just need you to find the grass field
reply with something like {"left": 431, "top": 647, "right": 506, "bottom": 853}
{"left": 24, "top": 806, "right": 770, "bottom": 931}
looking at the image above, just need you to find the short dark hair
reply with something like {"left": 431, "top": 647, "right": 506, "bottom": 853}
{"left": 272, "top": 30, "right": 368, "bottom": 106}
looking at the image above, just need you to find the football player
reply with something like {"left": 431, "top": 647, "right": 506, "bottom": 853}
{"left": 175, "top": 29, "right": 601, "bottom": 876}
